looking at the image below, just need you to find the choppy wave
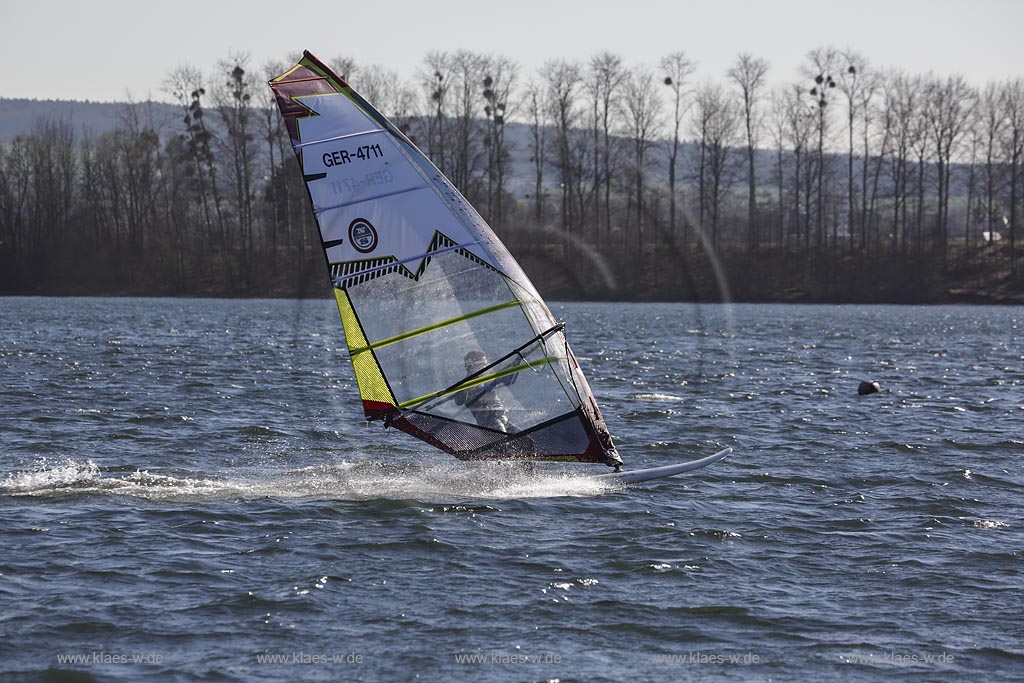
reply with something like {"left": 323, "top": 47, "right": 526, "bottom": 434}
{"left": 0, "top": 457, "right": 618, "bottom": 502}
{"left": 631, "top": 392, "right": 688, "bottom": 402}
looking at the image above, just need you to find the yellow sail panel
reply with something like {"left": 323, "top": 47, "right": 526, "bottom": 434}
{"left": 333, "top": 289, "right": 395, "bottom": 408}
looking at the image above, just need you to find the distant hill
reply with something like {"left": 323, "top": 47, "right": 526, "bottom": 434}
{"left": 0, "top": 98, "right": 182, "bottom": 141}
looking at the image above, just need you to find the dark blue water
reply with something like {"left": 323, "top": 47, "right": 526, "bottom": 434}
{"left": 2, "top": 298, "right": 1022, "bottom": 682}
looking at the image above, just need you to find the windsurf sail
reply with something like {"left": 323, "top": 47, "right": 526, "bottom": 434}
{"left": 269, "top": 51, "right": 621, "bottom": 467}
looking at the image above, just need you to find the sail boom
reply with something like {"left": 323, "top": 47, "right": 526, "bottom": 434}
{"left": 398, "top": 358, "right": 559, "bottom": 411}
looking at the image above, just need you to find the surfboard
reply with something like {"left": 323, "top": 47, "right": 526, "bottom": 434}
{"left": 593, "top": 448, "right": 732, "bottom": 484}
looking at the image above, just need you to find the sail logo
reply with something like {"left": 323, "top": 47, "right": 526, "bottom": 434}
{"left": 348, "top": 218, "right": 378, "bottom": 253}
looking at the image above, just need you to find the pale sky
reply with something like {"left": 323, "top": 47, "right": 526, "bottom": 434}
{"left": 4, "top": 0, "right": 1022, "bottom": 103}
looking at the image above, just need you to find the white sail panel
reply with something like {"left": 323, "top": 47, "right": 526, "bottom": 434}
{"left": 301, "top": 129, "right": 426, "bottom": 214}
{"left": 289, "top": 90, "right": 380, "bottom": 141}
{"left": 315, "top": 187, "right": 495, "bottom": 269}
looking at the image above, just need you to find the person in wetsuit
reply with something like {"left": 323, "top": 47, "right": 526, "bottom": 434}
{"left": 454, "top": 350, "right": 516, "bottom": 433}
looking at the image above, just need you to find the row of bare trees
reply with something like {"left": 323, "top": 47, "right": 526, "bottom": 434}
{"left": 1, "top": 47, "right": 1022, "bottom": 300}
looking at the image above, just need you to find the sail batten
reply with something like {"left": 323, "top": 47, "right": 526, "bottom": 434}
{"left": 270, "top": 50, "right": 621, "bottom": 466}
{"left": 350, "top": 300, "right": 522, "bottom": 357}
{"left": 313, "top": 185, "right": 429, "bottom": 218}
{"left": 294, "top": 127, "right": 388, "bottom": 149}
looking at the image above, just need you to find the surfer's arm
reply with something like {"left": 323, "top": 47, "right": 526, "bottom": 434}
{"left": 495, "top": 372, "right": 518, "bottom": 388}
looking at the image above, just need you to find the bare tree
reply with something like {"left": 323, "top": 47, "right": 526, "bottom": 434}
{"left": 1004, "top": 78, "right": 1024, "bottom": 273}
{"left": 660, "top": 51, "right": 696, "bottom": 240}
{"left": 328, "top": 55, "right": 359, "bottom": 82}
{"left": 24, "top": 119, "right": 77, "bottom": 256}
{"left": 883, "top": 71, "right": 922, "bottom": 251}
{"left": 924, "top": 74, "right": 977, "bottom": 264}
{"left": 978, "top": 82, "right": 1007, "bottom": 245}
{"left": 420, "top": 51, "right": 452, "bottom": 176}
{"left": 540, "top": 59, "right": 583, "bottom": 240}
{"left": 621, "top": 66, "right": 664, "bottom": 248}
{"left": 481, "top": 56, "right": 518, "bottom": 225}
{"left": 452, "top": 51, "right": 492, "bottom": 201}
{"left": 727, "top": 53, "right": 769, "bottom": 249}
{"left": 804, "top": 47, "right": 839, "bottom": 249}
{"left": 213, "top": 53, "right": 260, "bottom": 276}
{"left": 258, "top": 58, "right": 292, "bottom": 252}
{"left": 96, "top": 130, "right": 146, "bottom": 252}
{"left": 524, "top": 80, "right": 547, "bottom": 224}
{"left": 766, "top": 88, "right": 789, "bottom": 248}
{"left": 963, "top": 119, "right": 982, "bottom": 245}
{"left": 163, "top": 64, "right": 226, "bottom": 243}
{"left": 115, "top": 101, "right": 163, "bottom": 255}
{"left": 691, "top": 83, "right": 739, "bottom": 249}
{"left": 565, "top": 125, "right": 597, "bottom": 242}
{"left": 357, "top": 64, "right": 417, "bottom": 128}
{"left": 586, "top": 52, "right": 627, "bottom": 239}
{"left": 776, "top": 83, "right": 816, "bottom": 292}
{"left": 909, "top": 86, "right": 931, "bottom": 253}
{"left": 778, "top": 84, "right": 815, "bottom": 252}
{"left": 836, "top": 49, "right": 870, "bottom": 248}
{"left": 862, "top": 72, "right": 891, "bottom": 251}
{"left": 0, "top": 140, "right": 29, "bottom": 262}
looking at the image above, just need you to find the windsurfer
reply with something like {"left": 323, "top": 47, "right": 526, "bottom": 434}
{"left": 455, "top": 350, "right": 517, "bottom": 433}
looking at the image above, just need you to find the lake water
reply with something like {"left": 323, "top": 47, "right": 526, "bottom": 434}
{"left": 1, "top": 298, "right": 1021, "bottom": 682}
